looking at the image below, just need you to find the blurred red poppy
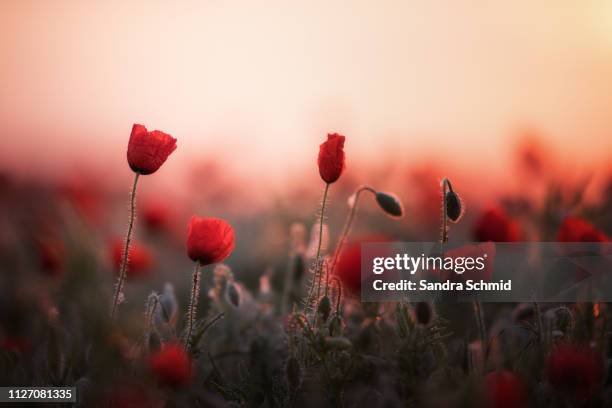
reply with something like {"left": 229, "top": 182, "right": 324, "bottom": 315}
{"left": 557, "top": 216, "right": 609, "bottom": 242}
{"left": 483, "top": 370, "right": 527, "bottom": 408}
{"left": 58, "top": 175, "right": 102, "bottom": 223}
{"left": 141, "top": 200, "right": 172, "bottom": 232}
{"left": 149, "top": 343, "right": 192, "bottom": 387}
{"left": 186, "top": 216, "right": 235, "bottom": 265}
{"left": 110, "top": 240, "right": 153, "bottom": 278}
{"left": 335, "top": 235, "right": 389, "bottom": 295}
{"left": 473, "top": 207, "right": 521, "bottom": 242}
{"left": 127, "top": 124, "right": 177, "bottom": 175}
{"left": 318, "top": 133, "right": 346, "bottom": 184}
{"left": 546, "top": 343, "right": 602, "bottom": 399}
{"left": 0, "top": 337, "right": 32, "bottom": 354}
{"left": 35, "top": 238, "right": 64, "bottom": 277}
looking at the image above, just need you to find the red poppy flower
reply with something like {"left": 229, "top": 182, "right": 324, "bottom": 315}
{"left": 127, "top": 124, "right": 177, "bottom": 175}
{"left": 546, "top": 343, "right": 602, "bottom": 399}
{"left": 186, "top": 216, "right": 235, "bottom": 265}
{"left": 318, "top": 133, "right": 346, "bottom": 184}
{"left": 483, "top": 370, "right": 527, "bottom": 408}
{"left": 473, "top": 207, "right": 521, "bottom": 242}
{"left": 557, "top": 216, "right": 609, "bottom": 242}
{"left": 149, "top": 343, "right": 192, "bottom": 387}
{"left": 335, "top": 235, "right": 389, "bottom": 295}
{"left": 110, "top": 240, "right": 153, "bottom": 278}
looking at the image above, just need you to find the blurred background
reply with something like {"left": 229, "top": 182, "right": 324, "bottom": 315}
{"left": 1, "top": 1, "right": 612, "bottom": 187}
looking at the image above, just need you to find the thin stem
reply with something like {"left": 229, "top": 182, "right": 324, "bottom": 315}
{"left": 332, "top": 277, "right": 342, "bottom": 315}
{"left": 143, "top": 293, "right": 159, "bottom": 354}
{"left": 441, "top": 178, "right": 449, "bottom": 244}
{"left": 183, "top": 262, "right": 202, "bottom": 351}
{"left": 327, "top": 185, "right": 376, "bottom": 295}
{"left": 314, "top": 183, "right": 331, "bottom": 301}
{"left": 110, "top": 172, "right": 140, "bottom": 319}
{"left": 473, "top": 296, "right": 486, "bottom": 365}
{"left": 200, "top": 313, "right": 225, "bottom": 336}
{"left": 533, "top": 299, "right": 544, "bottom": 345}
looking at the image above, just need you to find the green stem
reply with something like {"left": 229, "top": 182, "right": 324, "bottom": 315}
{"left": 326, "top": 185, "right": 375, "bottom": 295}
{"left": 183, "top": 262, "right": 201, "bottom": 351}
{"left": 143, "top": 293, "right": 159, "bottom": 354}
{"left": 314, "top": 183, "right": 330, "bottom": 301}
{"left": 110, "top": 172, "right": 140, "bottom": 319}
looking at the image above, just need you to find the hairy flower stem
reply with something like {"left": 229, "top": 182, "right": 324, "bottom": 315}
{"left": 314, "top": 183, "right": 330, "bottom": 301}
{"left": 441, "top": 178, "right": 450, "bottom": 244}
{"left": 143, "top": 293, "right": 159, "bottom": 354}
{"left": 473, "top": 296, "right": 486, "bottom": 364}
{"left": 183, "top": 262, "right": 201, "bottom": 351}
{"left": 332, "top": 277, "right": 343, "bottom": 315}
{"left": 327, "top": 185, "right": 376, "bottom": 295}
{"left": 533, "top": 299, "right": 544, "bottom": 345}
{"left": 110, "top": 172, "right": 140, "bottom": 319}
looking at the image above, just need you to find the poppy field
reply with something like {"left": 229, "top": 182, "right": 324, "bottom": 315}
{"left": 0, "top": 121, "right": 610, "bottom": 408}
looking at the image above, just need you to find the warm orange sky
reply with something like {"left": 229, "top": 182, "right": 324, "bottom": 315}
{"left": 1, "top": 1, "right": 612, "bottom": 186}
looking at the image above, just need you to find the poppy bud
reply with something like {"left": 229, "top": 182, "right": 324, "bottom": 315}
{"left": 286, "top": 357, "right": 302, "bottom": 390}
{"left": 445, "top": 190, "right": 463, "bottom": 222}
{"left": 127, "top": 124, "right": 177, "bottom": 175}
{"left": 225, "top": 282, "right": 240, "bottom": 308}
{"left": 317, "top": 133, "right": 346, "bottom": 184}
{"left": 375, "top": 191, "right": 404, "bottom": 218}
{"left": 149, "top": 343, "right": 192, "bottom": 387}
{"left": 186, "top": 216, "right": 235, "bottom": 265}
{"left": 155, "top": 283, "right": 178, "bottom": 327}
{"left": 317, "top": 295, "right": 331, "bottom": 322}
{"left": 414, "top": 301, "right": 433, "bottom": 326}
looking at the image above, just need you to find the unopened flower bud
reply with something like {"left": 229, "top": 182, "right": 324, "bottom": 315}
{"left": 375, "top": 192, "right": 404, "bottom": 218}
{"left": 225, "top": 282, "right": 240, "bottom": 308}
{"left": 155, "top": 283, "right": 178, "bottom": 326}
{"left": 445, "top": 190, "right": 463, "bottom": 222}
{"left": 317, "top": 296, "right": 331, "bottom": 322}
